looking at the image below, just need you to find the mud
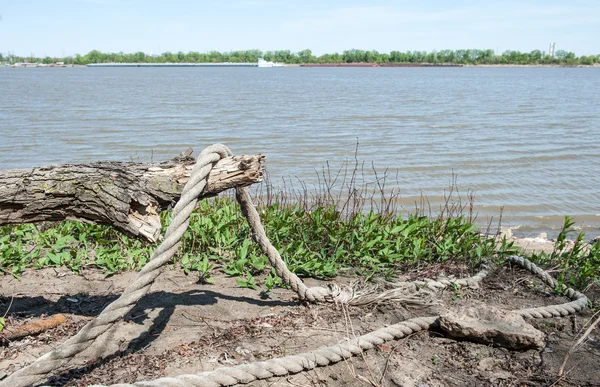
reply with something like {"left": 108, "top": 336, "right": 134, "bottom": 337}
{"left": 1, "top": 264, "right": 599, "bottom": 387}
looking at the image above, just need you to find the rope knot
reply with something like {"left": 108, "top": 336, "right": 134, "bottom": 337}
{"left": 303, "top": 284, "right": 354, "bottom": 304}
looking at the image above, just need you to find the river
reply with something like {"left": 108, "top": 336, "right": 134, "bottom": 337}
{"left": 1, "top": 66, "right": 599, "bottom": 237}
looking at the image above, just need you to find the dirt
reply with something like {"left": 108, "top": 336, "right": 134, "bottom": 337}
{"left": 1, "top": 264, "right": 599, "bottom": 387}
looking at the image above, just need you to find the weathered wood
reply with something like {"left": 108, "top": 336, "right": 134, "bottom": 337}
{"left": 1, "top": 314, "right": 67, "bottom": 344}
{"left": 0, "top": 150, "right": 265, "bottom": 241}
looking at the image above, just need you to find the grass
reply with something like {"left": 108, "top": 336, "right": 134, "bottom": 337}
{"left": 1, "top": 155, "right": 599, "bottom": 293}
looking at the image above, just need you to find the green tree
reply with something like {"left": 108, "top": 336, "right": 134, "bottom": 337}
{"left": 298, "top": 49, "right": 313, "bottom": 63}
{"left": 425, "top": 51, "right": 437, "bottom": 63}
{"left": 132, "top": 51, "right": 146, "bottom": 62}
{"left": 18, "top": 48, "right": 593, "bottom": 66}
{"left": 529, "top": 50, "right": 543, "bottom": 64}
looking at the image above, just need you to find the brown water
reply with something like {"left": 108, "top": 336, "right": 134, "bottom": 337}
{"left": 1, "top": 67, "right": 599, "bottom": 237}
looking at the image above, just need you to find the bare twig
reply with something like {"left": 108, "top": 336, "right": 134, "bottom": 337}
{"left": 557, "top": 309, "right": 600, "bottom": 376}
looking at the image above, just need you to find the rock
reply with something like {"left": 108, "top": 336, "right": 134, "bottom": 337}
{"left": 439, "top": 303, "right": 545, "bottom": 350}
{"left": 477, "top": 357, "right": 496, "bottom": 371}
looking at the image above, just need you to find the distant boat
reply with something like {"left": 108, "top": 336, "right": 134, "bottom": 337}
{"left": 12, "top": 62, "right": 39, "bottom": 68}
{"left": 258, "top": 58, "right": 285, "bottom": 68}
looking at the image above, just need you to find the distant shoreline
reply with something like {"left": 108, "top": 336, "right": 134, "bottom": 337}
{"left": 4, "top": 62, "right": 599, "bottom": 69}
{"left": 4, "top": 48, "right": 599, "bottom": 68}
{"left": 467, "top": 63, "right": 600, "bottom": 68}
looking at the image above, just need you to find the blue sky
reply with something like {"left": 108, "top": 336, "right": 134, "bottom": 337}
{"left": 0, "top": 0, "right": 598, "bottom": 57}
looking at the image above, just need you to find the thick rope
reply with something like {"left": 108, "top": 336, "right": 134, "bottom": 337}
{"left": 507, "top": 255, "right": 589, "bottom": 319}
{"left": 0, "top": 144, "right": 232, "bottom": 387}
{"left": 1, "top": 145, "right": 590, "bottom": 387}
{"left": 235, "top": 187, "right": 491, "bottom": 305}
{"left": 235, "top": 187, "right": 316, "bottom": 301}
{"left": 355, "top": 266, "right": 490, "bottom": 306}
{"left": 90, "top": 256, "right": 589, "bottom": 387}
{"left": 94, "top": 317, "right": 438, "bottom": 387}
{"left": 4, "top": 146, "right": 447, "bottom": 387}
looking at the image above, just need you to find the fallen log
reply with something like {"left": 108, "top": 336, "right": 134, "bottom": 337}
{"left": 0, "top": 149, "right": 265, "bottom": 241}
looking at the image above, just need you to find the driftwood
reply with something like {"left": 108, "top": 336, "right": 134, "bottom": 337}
{"left": 1, "top": 314, "right": 67, "bottom": 344}
{"left": 0, "top": 149, "right": 265, "bottom": 241}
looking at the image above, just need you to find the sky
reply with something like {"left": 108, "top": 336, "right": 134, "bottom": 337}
{"left": 0, "top": 0, "right": 599, "bottom": 57}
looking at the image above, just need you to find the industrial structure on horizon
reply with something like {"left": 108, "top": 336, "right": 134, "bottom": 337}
{"left": 549, "top": 42, "right": 556, "bottom": 57}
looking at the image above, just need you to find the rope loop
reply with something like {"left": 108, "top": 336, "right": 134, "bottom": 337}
{"left": 0, "top": 144, "right": 230, "bottom": 387}
{"left": 0, "top": 144, "right": 591, "bottom": 387}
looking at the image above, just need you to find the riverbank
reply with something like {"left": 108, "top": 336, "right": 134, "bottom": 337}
{"left": 7, "top": 48, "right": 600, "bottom": 68}
{"left": 1, "top": 197, "right": 598, "bottom": 386}
{"left": 300, "top": 63, "right": 464, "bottom": 67}
{"left": 5, "top": 62, "right": 600, "bottom": 69}
{"left": 1, "top": 261, "right": 598, "bottom": 386}
{"left": 467, "top": 63, "right": 600, "bottom": 68}
{"left": 1, "top": 198, "right": 598, "bottom": 291}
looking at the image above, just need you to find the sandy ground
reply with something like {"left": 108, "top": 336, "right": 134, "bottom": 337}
{"left": 1, "top": 255, "right": 599, "bottom": 387}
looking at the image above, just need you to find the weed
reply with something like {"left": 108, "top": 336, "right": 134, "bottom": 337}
{"left": 264, "top": 271, "right": 283, "bottom": 292}
{"left": 236, "top": 273, "right": 257, "bottom": 290}
{"left": 450, "top": 282, "right": 463, "bottom": 301}
{"left": 181, "top": 254, "right": 215, "bottom": 284}
{"left": 1, "top": 157, "right": 596, "bottom": 293}
{"left": 528, "top": 216, "right": 600, "bottom": 290}
{"left": 0, "top": 199, "right": 512, "bottom": 286}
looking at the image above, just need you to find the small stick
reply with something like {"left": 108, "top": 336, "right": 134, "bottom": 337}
{"left": 557, "top": 310, "right": 600, "bottom": 376}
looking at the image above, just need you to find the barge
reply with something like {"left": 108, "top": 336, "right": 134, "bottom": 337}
{"left": 301, "top": 63, "right": 463, "bottom": 68}
{"left": 87, "top": 62, "right": 258, "bottom": 67}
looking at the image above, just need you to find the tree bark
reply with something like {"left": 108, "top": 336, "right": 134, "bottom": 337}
{"left": 0, "top": 150, "right": 265, "bottom": 242}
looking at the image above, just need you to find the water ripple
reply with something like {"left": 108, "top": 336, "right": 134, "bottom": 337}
{"left": 1, "top": 67, "right": 599, "bottom": 236}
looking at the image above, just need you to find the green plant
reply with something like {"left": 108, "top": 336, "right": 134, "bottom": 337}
{"left": 528, "top": 216, "right": 600, "bottom": 290}
{"left": 4, "top": 164, "right": 594, "bottom": 296}
{"left": 181, "top": 253, "right": 215, "bottom": 284}
{"left": 450, "top": 282, "right": 462, "bottom": 301}
{"left": 236, "top": 273, "right": 257, "bottom": 290}
{"left": 0, "top": 197, "right": 518, "bottom": 282}
{"left": 36, "top": 235, "right": 77, "bottom": 267}
{"left": 264, "top": 271, "right": 283, "bottom": 292}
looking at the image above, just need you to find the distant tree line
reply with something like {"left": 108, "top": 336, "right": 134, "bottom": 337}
{"left": 2, "top": 48, "right": 599, "bottom": 66}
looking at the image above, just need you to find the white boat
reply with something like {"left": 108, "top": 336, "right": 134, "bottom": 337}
{"left": 12, "top": 62, "right": 39, "bottom": 68}
{"left": 258, "top": 58, "right": 285, "bottom": 68}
